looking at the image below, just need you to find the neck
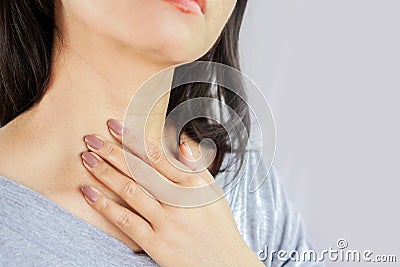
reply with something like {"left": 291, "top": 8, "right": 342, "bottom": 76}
{"left": 1, "top": 34, "right": 174, "bottom": 188}
{"left": 31, "top": 42, "right": 174, "bottom": 141}
{"left": 0, "top": 16, "right": 177, "bottom": 252}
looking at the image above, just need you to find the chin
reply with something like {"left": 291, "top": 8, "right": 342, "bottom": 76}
{"left": 114, "top": 12, "right": 221, "bottom": 65}
{"left": 160, "top": 43, "right": 211, "bottom": 65}
{"left": 133, "top": 33, "right": 215, "bottom": 66}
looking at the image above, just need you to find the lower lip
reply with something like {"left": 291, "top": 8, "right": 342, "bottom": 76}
{"left": 163, "top": 0, "right": 204, "bottom": 15}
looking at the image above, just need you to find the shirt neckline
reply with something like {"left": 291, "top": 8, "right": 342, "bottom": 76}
{"left": 0, "top": 175, "right": 137, "bottom": 257}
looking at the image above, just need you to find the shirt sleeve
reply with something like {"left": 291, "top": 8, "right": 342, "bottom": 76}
{"left": 225, "top": 149, "right": 325, "bottom": 266}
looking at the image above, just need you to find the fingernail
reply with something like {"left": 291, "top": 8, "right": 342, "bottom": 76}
{"left": 84, "top": 135, "right": 104, "bottom": 150}
{"left": 182, "top": 141, "right": 194, "bottom": 158}
{"left": 81, "top": 185, "right": 98, "bottom": 202}
{"left": 82, "top": 152, "right": 99, "bottom": 168}
{"left": 107, "top": 119, "right": 124, "bottom": 136}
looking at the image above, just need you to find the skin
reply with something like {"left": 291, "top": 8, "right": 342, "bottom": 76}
{"left": 0, "top": 0, "right": 263, "bottom": 265}
{"left": 81, "top": 121, "right": 263, "bottom": 266}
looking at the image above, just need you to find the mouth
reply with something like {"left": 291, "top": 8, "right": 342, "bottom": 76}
{"left": 163, "top": 0, "right": 207, "bottom": 15}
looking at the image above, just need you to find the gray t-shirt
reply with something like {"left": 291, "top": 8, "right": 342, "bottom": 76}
{"left": 0, "top": 148, "right": 322, "bottom": 266}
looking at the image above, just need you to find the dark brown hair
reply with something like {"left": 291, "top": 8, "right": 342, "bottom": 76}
{"left": 0, "top": 0, "right": 249, "bottom": 176}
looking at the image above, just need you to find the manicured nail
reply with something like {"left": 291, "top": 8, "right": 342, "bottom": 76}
{"left": 107, "top": 119, "right": 124, "bottom": 136}
{"left": 82, "top": 152, "right": 99, "bottom": 168}
{"left": 84, "top": 135, "right": 104, "bottom": 150}
{"left": 81, "top": 185, "right": 98, "bottom": 202}
{"left": 182, "top": 141, "right": 194, "bottom": 158}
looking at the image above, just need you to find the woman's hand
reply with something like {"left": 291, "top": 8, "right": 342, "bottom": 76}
{"left": 80, "top": 119, "right": 263, "bottom": 267}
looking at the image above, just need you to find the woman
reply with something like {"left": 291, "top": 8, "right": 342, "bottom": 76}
{"left": 0, "top": 0, "right": 319, "bottom": 266}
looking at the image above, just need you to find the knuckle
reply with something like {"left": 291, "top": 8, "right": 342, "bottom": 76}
{"left": 97, "top": 197, "right": 109, "bottom": 212}
{"left": 117, "top": 211, "right": 132, "bottom": 228}
{"left": 96, "top": 162, "right": 109, "bottom": 178}
{"left": 125, "top": 133, "right": 137, "bottom": 147}
{"left": 120, "top": 181, "right": 137, "bottom": 199}
{"left": 136, "top": 225, "right": 152, "bottom": 242}
{"left": 147, "top": 146, "right": 163, "bottom": 164}
{"left": 130, "top": 161, "right": 145, "bottom": 177}
{"left": 187, "top": 175, "right": 205, "bottom": 187}
{"left": 104, "top": 144, "right": 115, "bottom": 157}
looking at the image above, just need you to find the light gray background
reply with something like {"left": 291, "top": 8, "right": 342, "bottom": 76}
{"left": 240, "top": 1, "right": 399, "bottom": 266}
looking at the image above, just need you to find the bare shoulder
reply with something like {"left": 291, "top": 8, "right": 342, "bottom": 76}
{"left": 0, "top": 123, "right": 26, "bottom": 182}
{"left": 0, "top": 125, "right": 13, "bottom": 163}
